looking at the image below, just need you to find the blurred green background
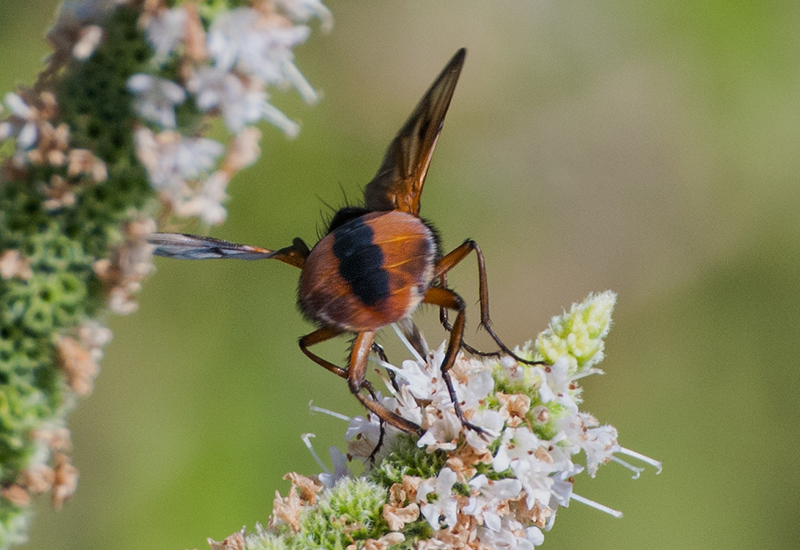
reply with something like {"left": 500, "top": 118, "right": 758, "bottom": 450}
{"left": 2, "top": 1, "right": 799, "bottom": 549}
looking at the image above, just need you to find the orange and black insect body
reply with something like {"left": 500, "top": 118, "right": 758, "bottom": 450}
{"left": 299, "top": 210, "right": 438, "bottom": 333}
{"left": 148, "top": 49, "right": 540, "bottom": 437}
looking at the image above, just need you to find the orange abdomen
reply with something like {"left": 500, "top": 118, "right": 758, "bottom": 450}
{"left": 298, "top": 211, "right": 437, "bottom": 332}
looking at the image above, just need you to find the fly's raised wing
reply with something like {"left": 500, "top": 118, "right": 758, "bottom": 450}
{"left": 363, "top": 48, "right": 466, "bottom": 216}
{"left": 148, "top": 233, "right": 310, "bottom": 268}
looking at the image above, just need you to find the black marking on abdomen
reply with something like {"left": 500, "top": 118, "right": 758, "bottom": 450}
{"left": 332, "top": 217, "right": 390, "bottom": 306}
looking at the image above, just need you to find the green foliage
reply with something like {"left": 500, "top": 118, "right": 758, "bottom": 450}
{"left": 0, "top": 5, "right": 159, "bottom": 546}
{"left": 368, "top": 434, "right": 448, "bottom": 487}
{"left": 294, "top": 478, "right": 388, "bottom": 550}
{"left": 246, "top": 530, "right": 290, "bottom": 550}
{"left": 245, "top": 479, "right": 391, "bottom": 550}
{"left": 55, "top": 5, "right": 154, "bottom": 257}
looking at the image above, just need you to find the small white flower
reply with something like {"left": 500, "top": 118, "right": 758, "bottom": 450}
{"left": 417, "top": 468, "right": 458, "bottom": 530}
{"left": 464, "top": 409, "right": 503, "bottom": 451}
{"left": 535, "top": 357, "right": 580, "bottom": 413}
{"left": 143, "top": 6, "right": 188, "bottom": 64}
{"left": 492, "top": 427, "right": 560, "bottom": 510}
{"left": 417, "top": 408, "right": 460, "bottom": 452}
{"left": 172, "top": 171, "right": 229, "bottom": 225}
{"left": 479, "top": 516, "right": 544, "bottom": 550}
{"left": 382, "top": 385, "right": 423, "bottom": 429}
{"left": 582, "top": 423, "right": 620, "bottom": 477}
{"left": 492, "top": 426, "right": 540, "bottom": 473}
{"left": 551, "top": 411, "right": 617, "bottom": 474}
{"left": 127, "top": 74, "right": 187, "bottom": 128}
{"left": 134, "top": 127, "right": 224, "bottom": 193}
{"left": 464, "top": 474, "right": 522, "bottom": 531}
{"left": 47, "top": 0, "right": 116, "bottom": 61}
{"left": 548, "top": 473, "right": 575, "bottom": 509}
{"left": 72, "top": 25, "right": 103, "bottom": 60}
{"left": 345, "top": 414, "right": 382, "bottom": 462}
{"left": 275, "top": 0, "right": 334, "bottom": 32}
{"left": 499, "top": 355, "right": 526, "bottom": 383}
{"left": 514, "top": 456, "right": 557, "bottom": 511}
{"left": 187, "top": 67, "right": 265, "bottom": 133}
{"left": 207, "top": 8, "right": 313, "bottom": 93}
{"left": 448, "top": 365, "right": 495, "bottom": 425}
{"left": 318, "top": 446, "right": 349, "bottom": 488}
{"left": 392, "top": 344, "right": 446, "bottom": 402}
{"left": 3, "top": 93, "right": 38, "bottom": 149}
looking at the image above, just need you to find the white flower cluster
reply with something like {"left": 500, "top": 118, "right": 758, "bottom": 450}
{"left": 306, "top": 291, "right": 660, "bottom": 549}
{"left": 130, "top": 0, "right": 330, "bottom": 224}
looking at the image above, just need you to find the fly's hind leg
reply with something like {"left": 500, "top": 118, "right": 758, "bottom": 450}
{"left": 435, "top": 239, "right": 545, "bottom": 366}
{"left": 423, "top": 286, "right": 487, "bottom": 436}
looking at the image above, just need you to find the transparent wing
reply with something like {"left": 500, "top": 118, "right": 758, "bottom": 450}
{"left": 148, "top": 233, "right": 276, "bottom": 260}
{"left": 363, "top": 48, "right": 466, "bottom": 216}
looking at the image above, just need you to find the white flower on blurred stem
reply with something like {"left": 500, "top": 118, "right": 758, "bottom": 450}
{"left": 417, "top": 467, "right": 459, "bottom": 530}
{"left": 72, "top": 25, "right": 103, "bottom": 60}
{"left": 142, "top": 6, "right": 188, "bottom": 65}
{"left": 464, "top": 475, "right": 522, "bottom": 531}
{"left": 275, "top": 0, "right": 334, "bottom": 32}
{"left": 171, "top": 171, "right": 229, "bottom": 225}
{"left": 127, "top": 74, "right": 186, "bottom": 128}
{"left": 223, "top": 127, "right": 262, "bottom": 172}
{"left": 187, "top": 67, "right": 266, "bottom": 133}
{"left": 134, "top": 127, "right": 224, "bottom": 193}
{"left": 261, "top": 101, "right": 301, "bottom": 138}
{"left": 1, "top": 93, "right": 39, "bottom": 149}
{"left": 48, "top": 0, "right": 122, "bottom": 60}
{"left": 207, "top": 8, "right": 315, "bottom": 99}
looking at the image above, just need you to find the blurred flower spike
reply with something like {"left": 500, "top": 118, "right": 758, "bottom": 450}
{"left": 232, "top": 291, "right": 661, "bottom": 550}
{"left": 0, "top": 0, "right": 327, "bottom": 546}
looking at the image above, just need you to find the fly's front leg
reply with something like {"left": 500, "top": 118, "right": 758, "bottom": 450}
{"left": 299, "top": 326, "right": 348, "bottom": 378}
{"left": 348, "top": 331, "right": 423, "bottom": 437}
